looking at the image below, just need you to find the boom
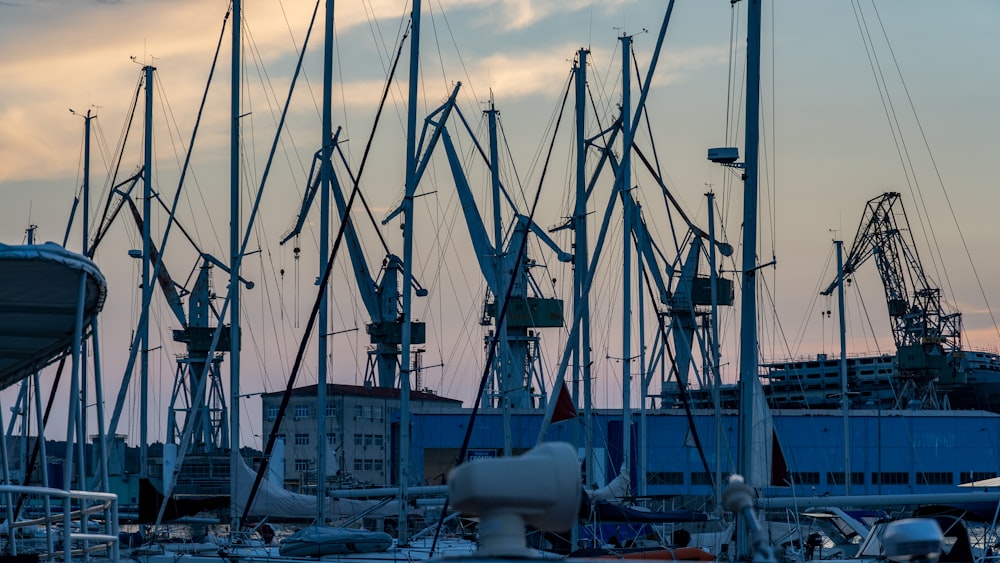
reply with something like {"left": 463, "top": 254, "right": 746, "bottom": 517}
{"left": 822, "top": 192, "right": 961, "bottom": 352}
{"left": 822, "top": 192, "right": 963, "bottom": 407}
{"left": 281, "top": 138, "right": 426, "bottom": 389}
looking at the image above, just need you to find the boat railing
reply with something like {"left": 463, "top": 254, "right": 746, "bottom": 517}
{"left": 761, "top": 351, "right": 896, "bottom": 367}
{"left": 222, "top": 527, "right": 267, "bottom": 547}
{"left": 0, "top": 484, "right": 118, "bottom": 562}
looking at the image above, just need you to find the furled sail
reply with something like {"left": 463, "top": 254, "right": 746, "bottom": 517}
{"left": 233, "top": 456, "right": 425, "bottom": 520}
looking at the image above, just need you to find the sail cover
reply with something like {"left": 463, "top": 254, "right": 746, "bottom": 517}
{"left": 233, "top": 456, "right": 426, "bottom": 520}
{"left": 0, "top": 242, "right": 107, "bottom": 389}
{"left": 591, "top": 502, "right": 708, "bottom": 523}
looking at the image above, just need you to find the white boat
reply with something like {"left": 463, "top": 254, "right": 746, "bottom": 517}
{"left": 278, "top": 527, "right": 393, "bottom": 557}
{"left": 0, "top": 240, "right": 119, "bottom": 561}
{"left": 0, "top": 241, "right": 106, "bottom": 389}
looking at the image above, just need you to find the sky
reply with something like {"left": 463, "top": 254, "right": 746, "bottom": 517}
{"left": 1, "top": 0, "right": 998, "bottom": 448}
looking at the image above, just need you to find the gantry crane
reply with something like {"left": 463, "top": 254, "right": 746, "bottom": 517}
{"left": 389, "top": 84, "right": 570, "bottom": 410}
{"left": 822, "top": 191, "right": 963, "bottom": 408}
{"left": 122, "top": 198, "right": 253, "bottom": 452}
{"left": 439, "top": 103, "right": 570, "bottom": 409}
{"left": 282, "top": 134, "right": 426, "bottom": 389}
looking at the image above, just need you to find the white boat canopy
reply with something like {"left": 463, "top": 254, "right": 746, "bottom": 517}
{"left": 0, "top": 242, "right": 106, "bottom": 389}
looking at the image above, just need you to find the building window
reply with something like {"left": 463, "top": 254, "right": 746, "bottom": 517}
{"left": 790, "top": 472, "right": 820, "bottom": 485}
{"left": 873, "top": 472, "right": 908, "bottom": 485}
{"left": 294, "top": 459, "right": 309, "bottom": 472}
{"left": 326, "top": 404, "right": 336, "bottom": 417}
{"left": 294, "top": 404, "right": 310, "bottom": 418}
{"left": 362, "top": 406, "right": 372, "bottom": 419}
{"left": 327, "top": 433, "right": 337, "bottom": 446}
{"left": 960, "top": 472, "right": 993, "bottom": 484}
{"left": 372, "top": 406, "right": 383, "bottom": 420}
{"left": 182, "top": 463, "right": 211, "bottom": 480}
{"left": 349, "top": 433, "right": 382, "bottom": 447}
{"left": 917, "top": 472, "right": 954, "bottom": 486}
{"left": 646, "top": 472, "right": 684, "bottom": 485}
{"left": 265, "top": 405, "right": 279, "bottom": 420}
{"left": 827, "top": 472, "right": 865, "bottom": 485}
{"left": 690, "top": 473, "right": 715, "bottom": 486}
{"left": 354, "top": 405, "right": 363, "bottom": 418}
{"left": 295, "top": 433, "right": 309, "bottom": 446}
{"left": 351, "top": 459, "right": 382, "bottom": 472}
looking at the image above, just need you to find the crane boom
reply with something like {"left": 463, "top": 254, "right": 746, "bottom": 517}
{"left": 822, "top": 192, "right": 961, "bottom": 352}
{"left": 821, "top": 192, "right": 964, "bottom": 407}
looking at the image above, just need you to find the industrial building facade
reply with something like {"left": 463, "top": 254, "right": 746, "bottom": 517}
{"left": 261, "top": 383, "right": 462, "bottom": 491}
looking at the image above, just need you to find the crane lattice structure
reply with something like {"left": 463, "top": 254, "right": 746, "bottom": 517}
{"left": 282, "top": 134, "right": 427, "bottom": 390}
{"left": 823, "top": 191, "right": 963, "bottom": 408}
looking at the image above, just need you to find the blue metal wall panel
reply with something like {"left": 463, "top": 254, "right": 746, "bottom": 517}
{"left": 408, "top": 409, "right": 1000, "bottom": 497}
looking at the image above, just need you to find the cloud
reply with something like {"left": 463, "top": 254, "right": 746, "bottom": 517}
{"left": 488, "top": 0, "right": 636, "bottom": 32}
{"left": 0, "top": 0, "right": 723, "bottom": 184}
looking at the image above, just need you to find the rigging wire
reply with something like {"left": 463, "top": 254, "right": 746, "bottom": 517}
{"left": 91, "top": 77, "right": 143, "bottom": 255}
{"left": 851, "top": 275, "right": 888, "bottom": 358}
{"left": 761, "top": 1, "right": 779, "bottom": 364}
{"left": 724, "top": 0, "right": 740, "bottom": 149}
{"left": 278, "top": 0, "right": 321, "bottom": 121}
{"left": 629, "top": 47, "right": 684, "bottom": 259}
{"left": 240, "top": 4, "right": 415, "bottom": 528}
{"left": 640, "top": 258, "right": 719, "bottom": 499}
{"left": 848, "top": 1, "right": 969, "bottom": 365}
{"left": 418, "top": 129, "right": 484, "bottom": 399}
{"left": 148, "top": 0, "right": 327, "bottom": 529}
{"left": 431, "top": 0, "right": 479, "bottom": 111}
{"left": 430, "top": 57, "right": 575, "bottom": 555}
{"left": 866, "top": 1, "right": 999, "bottom": 343}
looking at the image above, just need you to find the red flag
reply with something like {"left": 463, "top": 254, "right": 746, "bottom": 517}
{"left": 551, "top": 383, "right": 577, "bottom": 423}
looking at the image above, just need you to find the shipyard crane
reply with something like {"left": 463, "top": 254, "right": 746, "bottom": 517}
{"left": 282, "top": 132, "right": 427, "bottom": 389}
{"left": 121, "top": 197, "right": 254, "bottom": 452}
{"left": 89, "top": 173, "right": 249, "bottom": 459}
{"left": 609, "top": 152, "right": 735, "bottom": 394}
{"left": 411, "top": 89, "right": 568, "bottom": 409}
{"left": 443, "top": 120, "right": 569, "bottom": 409}
{"left": 573, "top": 126, "right": 734, "bottom": 397}
{"left": 822, "top": 191, "right": 963, "bottom": 408}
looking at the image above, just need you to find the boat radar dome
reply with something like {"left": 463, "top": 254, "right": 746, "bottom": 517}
{"left": 448, "top": 441, "right": 580, "bottom": 557}
{"left": 881, "top": 518, "right": 944, "bottom": 563}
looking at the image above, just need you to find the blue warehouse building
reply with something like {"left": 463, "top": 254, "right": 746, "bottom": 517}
{"left": 405, "top": 408, "right": 1000, "bottom": 498}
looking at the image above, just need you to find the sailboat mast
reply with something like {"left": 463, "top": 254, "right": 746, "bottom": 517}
{"left": 398, "top": 0, "right": 421, "bottom": 546}
{"left": 708, "top": 191, "right": 723, "bottom": 511}
{"left": 737, "top": 0, "right": 762, "bottom": 486}
{"left": 82, "top": 110, "right": 92, "bottom": 256}
{"left": 619, "top": 33, "right": 633, "bottom": 485}
{"left": 141, "top": 64, "right": 154, "bottom": 481}
{"left": 317, "top": 0, "right": 335, "bottom": 524}
{"left": 573, "top": 48, "right": 594, "bottom": 489}
{"left": 836, "top": 239, "right": 851, "bottom": 494}
{"left": 737, "top": 0, "right": 762, "bottom": 556}
{"left": 81, "top": 108, "right": 93, "bottom": 475}
{"left": 229, "top": 0, "right": 241, "bottom": 531}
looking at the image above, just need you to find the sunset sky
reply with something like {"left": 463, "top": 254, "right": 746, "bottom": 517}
{"left": 1, "top": 0, "right": 998, "bottom": 447}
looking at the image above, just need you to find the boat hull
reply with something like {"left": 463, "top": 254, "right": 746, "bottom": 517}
{"left": 279, "top": 526, "right": 393, "bottom": 557}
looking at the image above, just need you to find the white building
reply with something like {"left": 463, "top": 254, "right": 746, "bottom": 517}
{"left": 261, "top": 384, "right": 462, "bottom": 491}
